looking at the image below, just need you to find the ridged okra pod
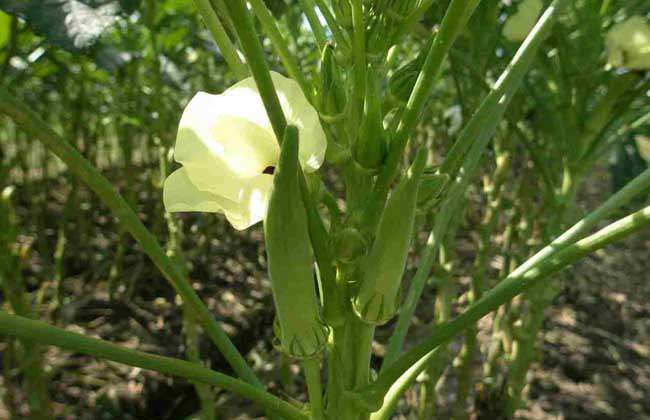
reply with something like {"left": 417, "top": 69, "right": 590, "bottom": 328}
{"left": 319, "top": 43, "right": 346, "bottom": 117}
{"left": 264, "top": 126, "right": 326, "bottom": 358}
{"left": 354, "top": 68, "right": 387, "bottom": 169}
{"left": 353, "top": 149, "right": 427, "bottom": 324}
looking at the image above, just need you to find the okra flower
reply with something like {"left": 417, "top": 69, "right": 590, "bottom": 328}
{"left": 606, "top": 16, "right": 650, "bottom": 70}
{"left": 163, "top": 72, "right": 327, "bottom": 230}
{"left": 503, "top": 0, "right": 543, "bottom": 43}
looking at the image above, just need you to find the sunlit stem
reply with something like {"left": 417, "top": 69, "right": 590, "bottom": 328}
{"left": 297, "top": 0, "right": 328, "bottom": 48}
{"left": 193, "top": 0, "right": 248, "bottom": 80}
{"left": 0, "top": 311, "right": 309, "bottom": 420}
{"left": 248, "top": 0, "right": 313, "bottom": 101}
{"left": 366, "top": 0, "right": 479, "bottom": 227}
{"left": 350, "top": 0, "right": 366, "bottom": 133}
{"left": 221, "top": 0, "right": 287, "bottom": 140}
{"left": 313, "top": 0, "right": 351, "bottom": 51}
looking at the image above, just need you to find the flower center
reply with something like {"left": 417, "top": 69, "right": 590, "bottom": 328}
{"left": 263, "top": 165, "right": 276, "bottom": 175}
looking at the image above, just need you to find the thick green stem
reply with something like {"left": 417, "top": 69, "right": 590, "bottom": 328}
{"left": 354, "top": 322, "right": 375, "bottom": 390}
{"left": 221, "top": 0, "right": 287, "bottom": 140}
{"left": 453, "top": 141, "right": 511, "bottom": 418}
{"left": 350, "top": 0, "right": 366, "bottom": 135}
{"left": 576, "top": 72, "right": 640, "bottom": 160}
{"left": 297, "top": 0, "right": 328, "bottom": 48}
{"left": 0, "top": 311, "right": 308, "bottom": 420}
{"left": 248, "top": 0, "right": 312, "bottom": 100}
{"left": 312, "top": 0, "right": 350, "bottom": 51}
{"left": 302, "top": 358, "right": 325, "bottom": 420}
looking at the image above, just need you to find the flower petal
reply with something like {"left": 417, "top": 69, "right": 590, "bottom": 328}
{"left": 163, "top": 167, "right": 236, "bottom": 213}
{"left": 176, "top": 91, "right": 279, "bottom": 179}
{"left": 270, "top": 72, "right": 327, "bottom": 173}
{"left": 163, "top": 167, "right": 274, "bottom": 230}
{"left": 221, "top": 174, "right": 274, "bottom": 230}
{"left": 228, "top": 72, "right": 327, "bottom": 173}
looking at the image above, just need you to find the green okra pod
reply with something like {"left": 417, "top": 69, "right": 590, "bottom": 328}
{"left": 388, "top": 37, "right": 434, "bottom": 103}
{"left": 264, "top": 126, "right": 327, "bottom": 358}
{"left": 353, "top": 148, "right": 428, "bottom": 324}
{"left": 319, "top": 43, "right": 346, "bottom": 117}
{"left": 354, "top": 68, "right": 387, "bottom": 169}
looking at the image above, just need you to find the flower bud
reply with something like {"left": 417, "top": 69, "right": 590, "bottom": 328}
{"left": 353, "top": 149, "right": 427, "bottom": 324}
{"left": 606, "top": 16, "right": 650, "bottom": 70}
{"left": 319, "top": 43, "right": 346, "bottom": 117}
{"left": 264, "top": 126, "right": 326, "bottom": 358}
{"left": 354, "top": 69, "right": 387, "bottom": 169}
{"left": 332, "top": 227, "right": 367, "bottom": 263}
{"left": 389, "top": 38, "right": 434, "bottom": 103}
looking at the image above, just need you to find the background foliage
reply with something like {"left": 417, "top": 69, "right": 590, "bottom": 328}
{"left": 0, "top": 0, "right": 649, "bottom": 419}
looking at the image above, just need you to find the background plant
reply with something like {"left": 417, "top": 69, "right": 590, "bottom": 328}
{"left": 0, "top": 0, "right": 649, "bottom": 419}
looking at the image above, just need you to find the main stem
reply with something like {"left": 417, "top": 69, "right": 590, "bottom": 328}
{"left": 302, "top": 358, "right": 325, "bottom": 420}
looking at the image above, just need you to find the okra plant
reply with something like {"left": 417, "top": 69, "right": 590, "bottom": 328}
{"left": 0, "top": 0, "right": 649, "bottom": 419}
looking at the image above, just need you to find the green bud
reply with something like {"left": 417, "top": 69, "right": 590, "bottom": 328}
{"left": 417, "top": 171, "right": 450, "bottom": 207}
{"left": 389, "top": 38, "right": 434, "bottom": 103}
{"left": 264, "top": 126, "right": 327, "bottom": 358}
{"left": 353, "top": 149, "right": 427, "bottom": 325}
{"left": 354, "top": 69, "right": 387, "bottom": 169}
{"left": 332, "top": 227, "right": 367, "bottom": 263}
{"left": 319, "top": 43, "right": 346, "bottom": 117}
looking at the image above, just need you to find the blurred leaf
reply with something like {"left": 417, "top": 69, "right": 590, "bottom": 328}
{"left": 160, "top": 26, "right": 189, "bottom": 52}
{"left": 95, "top": 46, "right": 132, "bottom": 71}
{"left": 0, "top": 0, "right": 124, "bottom": 51}
{"left": 31, "top": 59, "right": 61, "bottom": 78}
{"left": 0, "top": 9, "right": 9, "bottom": 48}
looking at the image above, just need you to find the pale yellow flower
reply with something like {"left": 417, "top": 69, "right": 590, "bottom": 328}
{"left": 503, "top": 0, "right": 544, "bottom": 43}
{"left": 163, "top": 72, "right": 327, "bottom": 230}
{"left": 606, "top": 16, "right": 650, "bottom": 70}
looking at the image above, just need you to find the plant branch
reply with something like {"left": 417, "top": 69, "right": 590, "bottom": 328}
{"left": 0, "top": 86, "right": 264, "bottom": 390}
{"left": 221, "top": 0, "right": 287, "bottom": 141}
{"left": 0, "top": 311, "right": 308, "bottom": 420}
{"left": 248, "top": 0, "right": 312, "bottom": 100}
{"left": 365, "top": 0, "right": 480, "bottom": 226}
{"left": 360, "top": 200, "right": 650, "bottom": 410}
{"left": 193, "top": 0, "right": 248, "bottom": 80}
{"left": 382, "top": 0, "right": 570, "bottom": 368}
